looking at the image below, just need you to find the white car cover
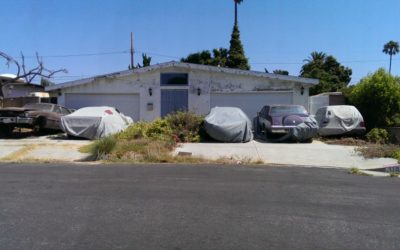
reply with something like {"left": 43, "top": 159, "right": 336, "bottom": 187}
{"left": 317, "top": 105, "right": 364, "bottom": 136}
{"left": 61, "top": 106, "right": 133, "bottom": 140}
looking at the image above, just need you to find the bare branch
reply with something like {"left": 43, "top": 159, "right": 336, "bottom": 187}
{"left": 0, "top": 52, "right": 21, "bottom": 82}
{"left": 0, "top": 51, "right": 67, "bottom": 85}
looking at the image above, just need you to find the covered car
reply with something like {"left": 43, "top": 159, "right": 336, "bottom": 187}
{"left": 256, "top": 104, "right": 319, "bottom": 142}
{"left": 61, "top": 106, "right": 133, "bottom": 140}
{"left": 204, "top": 107, "right": 253, "bottom": 143}
{"left": 0, "top": 103, "right": 71, "bottom": 135}
{"left": 314, "top": 105, "right": 366, "bottom": 136}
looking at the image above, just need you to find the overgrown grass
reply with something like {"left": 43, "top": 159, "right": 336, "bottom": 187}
{"left": 215, "top": 156, "right": 264, "bottom": 165}
{"left": 356, "top": 143, "right": 400, "bottom": 162}
{"left": 321, "top": 137, "right": 368, "bottom": 146}
{"left": 320, "top": 134, "right": 400, "bottom": 163}
{"left": 89, "top": 136, "right": 117, "bottom": 160}
{"left": 348, "top": 167, "right": 371, "bottom": 176}
{"left": 85, "top": 112, "right": 207, "bottom": 163}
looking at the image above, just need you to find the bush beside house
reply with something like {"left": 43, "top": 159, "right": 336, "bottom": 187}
{"left": 349, "top": 68, "right": 400, "bottom": 130}
{"left": 85, "top": 112, "right": 205, "bottom": 162}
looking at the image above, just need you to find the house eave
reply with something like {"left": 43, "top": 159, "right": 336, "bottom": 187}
{"left": 45, "top": 61, "right": 319, "bottom": 92}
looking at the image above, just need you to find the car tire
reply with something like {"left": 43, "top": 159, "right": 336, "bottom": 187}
{"left": 33, "top": 117, "right": 47, "bottom": 135}
{"left": 302, "top": 138, "right": 313, "bottom": 143}
{"left": 0, "top": 125, "right": 14, "bottom": 137}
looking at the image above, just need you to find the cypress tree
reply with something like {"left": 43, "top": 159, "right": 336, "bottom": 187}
{"left": 226, "top": 25, "right": 250, "bottom": 70}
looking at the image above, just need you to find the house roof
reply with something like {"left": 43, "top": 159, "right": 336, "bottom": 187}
{"left": 0, "top": 74, "right": 25, "bottom": 83}
{"left": 311, "top": 92, "right": 343, "bottom": 97}
{"left": 46, "top": 61, "right": 319, "bottom": 91}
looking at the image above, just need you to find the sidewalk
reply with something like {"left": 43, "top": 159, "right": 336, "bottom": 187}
{"left": 0, "top": 135, "right": 91, "bottom": 162}
{"left": 175, "top": 140, "right": 397, "bottom": 169}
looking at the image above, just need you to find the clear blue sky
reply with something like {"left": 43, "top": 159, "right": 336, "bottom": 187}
{"left": 1, "top": 0, "right": 399, "bottom": 84}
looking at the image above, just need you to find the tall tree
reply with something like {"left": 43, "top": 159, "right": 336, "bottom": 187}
{"left": 40, "top": 77, "right": 55, "bottom": 87}
{"left": 300, "top": 51, "right": 352, "bottom": 95}
{"left": 234, "top": 0, "right": 243, "bottom": 26}
{"left": 383, "top": 40, "right": 399, "bottom": 74}
{"left": 226, "top": 25, "right": 250, "bottom": 70}
{"left": 273, "top": 69, "right": 289, "bottom": 75}
{"left": 142, "top": 53, "right": 152, "bottom": 67}
{"left": 129, "top": 53, "right": 152, "bottom": 69}
{"left": 181, "top": 48, "right": 228, "bottom": 67}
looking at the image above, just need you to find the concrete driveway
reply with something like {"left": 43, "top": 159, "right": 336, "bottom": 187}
{"left": 0, "top": 134, "right": 91, "bottom": 163}
{"left": 175, "top": 140, "right": 397, "bottom": 169}
{"left": 0, "top": 134, "right": 397, "bottom": 169}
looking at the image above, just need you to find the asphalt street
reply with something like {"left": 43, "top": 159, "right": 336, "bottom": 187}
{"left": 0, "top": 163, "right": 399, "bottom": 250}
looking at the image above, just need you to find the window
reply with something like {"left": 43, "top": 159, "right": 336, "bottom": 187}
{"left": 270, "top": 106, "right": 307, "bottom": 115}
{"left": 23, "top": 103, "right": 53, "bottom": 112}
{"left": 61, "top": 107, "right": 70, "bottom": 115}
{"left": 161, "top": 73, "right": 188, "bottom": 86}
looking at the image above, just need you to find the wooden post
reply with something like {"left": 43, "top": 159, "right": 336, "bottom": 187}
{"left": 130, "top": 32, "right": 134, "bottom": 68}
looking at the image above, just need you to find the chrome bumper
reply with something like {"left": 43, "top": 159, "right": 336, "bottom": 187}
{"left": 0, "top": 117, "right": 34, "bottom": 124}
{"left": 270, "top": 125, "right": 297, "bottom": 134}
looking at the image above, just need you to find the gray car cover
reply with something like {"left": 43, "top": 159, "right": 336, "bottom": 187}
{"left": 289, "top": 116, "right": 319, "bottom": 142}
{"left": 61, "top": 106, "right": 133, "bottom": 140}
{"left": 204, "top": 107, "right": 253, "bottom": 143}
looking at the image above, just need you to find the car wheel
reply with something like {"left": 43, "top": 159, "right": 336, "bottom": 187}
{"left": 265, "top": 129, "right": 272, "bottom": 140}
{"left": 302, "top": 138, "right": 313, "bottom": 143}
{"left": 33, "top": 118, "right": 47, "bottom": 135}
{"left": 0, "top": 125, "right": 14, "bottom": 137}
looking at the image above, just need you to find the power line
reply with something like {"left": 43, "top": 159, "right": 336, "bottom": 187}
{"left": 251, "top": 58, "right": 398, "bottom": 65}
{"left": 10, "top": 49, "right": 399, "bottom": 65}
{"left": 135, "top": 50, "right": 180, "bottom": 59}
{"left": 50, "top": 75, "right": 93, "bottom": 79}
{"left": 17, "top": 50, "right": 130, "bottom": 59}
{"left": 13, "top": 49, "right": 181, "bottom": 60}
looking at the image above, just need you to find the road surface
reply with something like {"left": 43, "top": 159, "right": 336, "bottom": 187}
{"left": 0, "top": 163, "right": 399, "bottom": 249}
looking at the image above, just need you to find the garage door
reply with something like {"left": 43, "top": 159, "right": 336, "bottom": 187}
{"left": 210, "top": 92, "right": 293, "bottom": 119}
{"left": 65, "top": 93, "right": 140, "bottom": 121}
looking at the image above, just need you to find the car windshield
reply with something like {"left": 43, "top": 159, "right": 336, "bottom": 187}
{"left": 23, "top": 103, "right": 53, "bottom": 112}
{"left": 270, "top": 106, "right": 307, "bottom": 115}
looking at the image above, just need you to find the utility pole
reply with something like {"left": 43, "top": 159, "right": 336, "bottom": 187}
{"left": 130, "top": 32, "right": 134, "bottom": 69}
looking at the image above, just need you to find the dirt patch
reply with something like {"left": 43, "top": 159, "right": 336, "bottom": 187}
{"left": 320, "top": 137, "right": 368, "bottom": 146}
{"left": 356, "top": 144, "right": 400, "bottom": 160}
{"left": 1, "top": 145, "right": 38, "bottom": 161}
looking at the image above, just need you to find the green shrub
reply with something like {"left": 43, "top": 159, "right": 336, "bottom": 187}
{"left": 366, "top": 128, "right": 389, "bottom": 144}
{"left": 165, "top": 111, "right": 204, "bottom": 142}
{"left": 349, "top": 68, "right": 400, "bottom": 129}
{"left": 146, "top": 118, "right": 173, "bottom": 141}
{"left": 116, "top": 122, "right": 149, "bottom": 140}
{"left": 90, "top": 136, "right": 117, "bottom": 160}
{"left": 390, "top": 114, "right": 400, "bottom": 127}
{"left": 390, "top": 149, "right": 400, "bottom": 162}
{"left": 86, "top": 112, "right": 206, "bottom": 162}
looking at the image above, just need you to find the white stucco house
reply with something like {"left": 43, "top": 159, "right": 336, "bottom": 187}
{"left": 46, "top": 61, "right": 318, "bottom": 121}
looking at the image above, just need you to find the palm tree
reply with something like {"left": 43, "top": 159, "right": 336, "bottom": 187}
{"left": 234, "top": 0, "right": 243, "bottom": 26}
{"left": 383, "top": 40, "right": 399, "bottom": 74}
{"left": 304, "top": 51, "right": 327, "bottom": 63}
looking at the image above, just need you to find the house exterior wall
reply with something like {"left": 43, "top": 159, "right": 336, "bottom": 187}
{"left": 1, "top": 84, "right": 44, "bottom": 98}
{"left": 309, "top": 93, "right": 345, "bottom": 115}
{"left": 55, "top": 67, "right": 311, "bottom": 121}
